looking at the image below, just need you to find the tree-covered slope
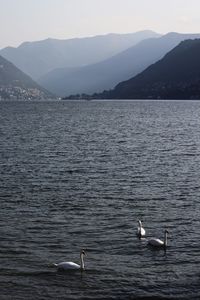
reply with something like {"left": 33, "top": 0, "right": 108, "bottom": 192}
{"left": 105, "top": 39, "right": 200, "bottom": 100}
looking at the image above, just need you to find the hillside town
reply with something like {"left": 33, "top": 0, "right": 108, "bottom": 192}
{"left": 0, "top": 85, "right": 51, "bottom": 100}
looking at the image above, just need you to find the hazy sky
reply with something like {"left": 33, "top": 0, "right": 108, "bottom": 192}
{"left": 1, "top": 0, "right": 200, "bottom": 49}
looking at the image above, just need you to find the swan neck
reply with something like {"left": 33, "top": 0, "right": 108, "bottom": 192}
{"left": 164, "top": 232, "right": 168, "bottom": 247}
{"left": 80, "top": 253, "right": 85, "bottom": 270}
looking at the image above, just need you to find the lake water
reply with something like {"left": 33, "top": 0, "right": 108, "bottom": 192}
{"left": 0, "top": 100, "right": 200, "bottom": 299}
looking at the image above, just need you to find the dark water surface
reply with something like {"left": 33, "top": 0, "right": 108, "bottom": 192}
{"left": 0, "top": 100, "right": 200, "bottom": 299}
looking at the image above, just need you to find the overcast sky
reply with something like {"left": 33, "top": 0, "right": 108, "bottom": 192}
{"left": 1, "top": 0, "right": 200, "bottom": 49}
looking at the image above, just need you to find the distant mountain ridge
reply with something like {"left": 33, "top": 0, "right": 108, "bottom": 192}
{"left": 0, "top": 30, "right": 160, "bottom": 79}
{"left": 0, "top": 55, "right": 52, "bottom": 99}
{"left": 95, "top": 39, "right": 200, "bottom": 100}
{"left": 40, "top": 32, "right": 200, "bottom": 97}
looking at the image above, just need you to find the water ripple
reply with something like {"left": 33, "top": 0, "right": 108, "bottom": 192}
{"left": 0, "top": 100, "right": 200, "bottom": 299}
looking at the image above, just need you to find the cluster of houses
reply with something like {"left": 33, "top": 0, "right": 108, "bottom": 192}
{"left": 0, "top": 85, "right": 49, "bottom": 100}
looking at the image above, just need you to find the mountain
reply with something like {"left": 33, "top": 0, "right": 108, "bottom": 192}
{"left": 0, "top": 30, "right": 160, "bottom": 80}
{"left": 0, "top": 55, "right": 52, "bottom": 99}
{"left": 100, "top": 39, "right": 200, "bottom": 100}
{"left": 40, "top": 32, "right": 200, "bottom": 97}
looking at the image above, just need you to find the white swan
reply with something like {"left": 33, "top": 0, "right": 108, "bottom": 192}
{"left": 137, "top": 220, "right": 146, "bottom": 238}
{"left": 148, "top": 230, "right": 169, "bottom": 249}
{"left": 53, "top": 250, "right": 86, "bottom": 271}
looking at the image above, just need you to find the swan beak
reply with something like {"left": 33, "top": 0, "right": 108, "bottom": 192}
{"left": 81, "top": 250, "right": 87, "bottom": 256}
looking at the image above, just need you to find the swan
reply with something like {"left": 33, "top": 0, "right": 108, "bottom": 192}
{"left": 52, "top": 250, "right": 86, "bottom": 271}
{"left": 137, "top": 220, "right": 146, "bottom": 238}
{"left": 148, "top": 230, "right": 169, "bottom": 249}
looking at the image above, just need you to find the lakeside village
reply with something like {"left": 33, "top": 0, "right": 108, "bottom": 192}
{"left": 0, "top": 85, "right": 49, "bottom": 100}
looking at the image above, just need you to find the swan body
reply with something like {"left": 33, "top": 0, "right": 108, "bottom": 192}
{"left": 54, "top": 261, "right": 81, "bottom": 270}
{"left": 148, "top": 230, "right": 169, "bottom": 248}
{"left": 53, "top": 250, "right": 86, "bottom": 271}
{"left": 148, "top": 238, "right": 164, "bottom": 247}
{"left": 137, "top": 220, "right": 146, "bottom": 238}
